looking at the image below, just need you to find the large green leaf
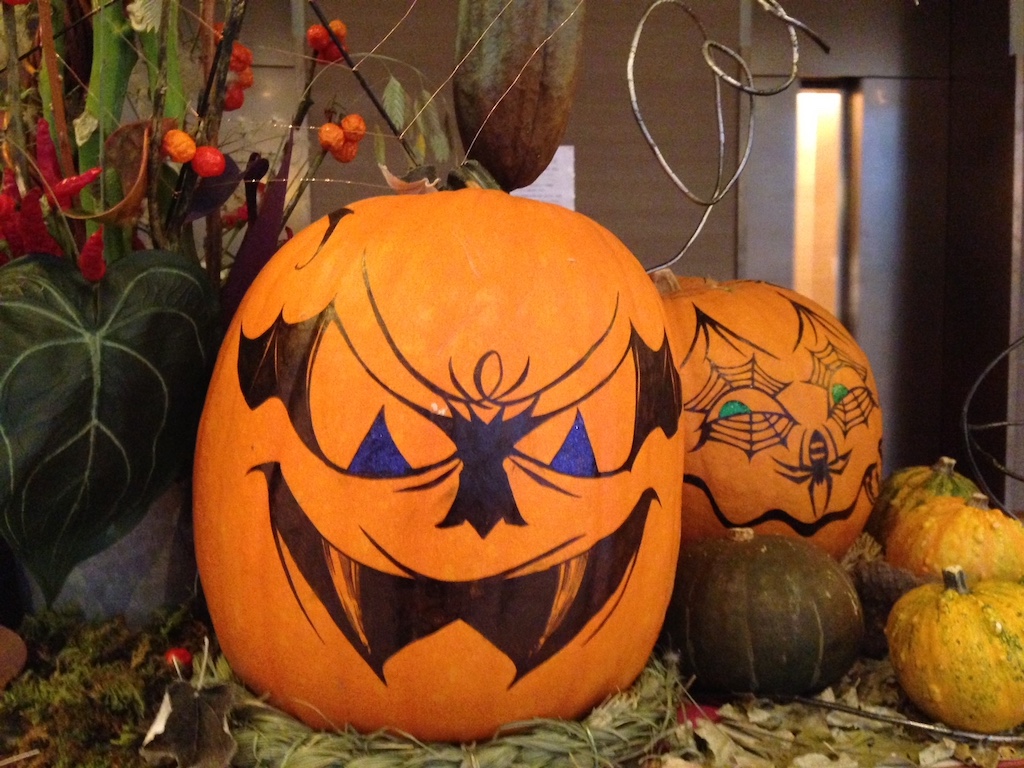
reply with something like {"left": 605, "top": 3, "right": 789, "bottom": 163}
{"left": 0, "top": 250, "right": 218, "bottom": 603}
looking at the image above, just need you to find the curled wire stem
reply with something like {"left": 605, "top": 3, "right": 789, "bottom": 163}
{"left": 628, "top": 0, "right": 828, "bottom": 274}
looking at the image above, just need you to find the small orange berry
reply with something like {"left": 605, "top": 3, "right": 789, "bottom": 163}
{"left": 224, "top": 82, "right": 245, "bottom": 111}
{"left": 318, "top": 122, "right": 345, "bottom": 153}
{"left": 192, "top": 145, "right": 227, "bottom": 178}
{"left": 306, "top": 24, "right": 330, "bottom": 51}
{"left": 340, "top": 113, "right": 367, "bottom": 143}
{"left": 330, "top": 140, "right": 359, "bottom": 163}
{"left": 229, "top": 41, "right": 254, "bottom": 72}
{"left": 161, "top": 128, "right": 197, "bottom": 163}
{"left": 164, "top": 647, "right": 193, "bottom": 674}
{"left": 234, "top": 66, "right": 255, "bottom": 89}
{"left": 318, "top": 43, "right": 343, "bottom": 63}
{"left": 328, "top": 19, "right": 347, "bottom": 43}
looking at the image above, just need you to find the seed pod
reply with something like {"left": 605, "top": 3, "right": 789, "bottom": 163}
{"left": 453, "top": 0, "right": 584, "bottom": 191}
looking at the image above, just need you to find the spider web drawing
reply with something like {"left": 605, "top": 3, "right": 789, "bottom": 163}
{"left": 805, "top": 341, "right": 877, "bottom": 436}
{"left": 685, "top": 355, "right": 796, "bottom": 459}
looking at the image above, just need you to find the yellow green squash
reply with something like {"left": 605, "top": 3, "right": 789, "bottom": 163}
{"left": 886, "top": 566, "right": 1024, "bottom": 733}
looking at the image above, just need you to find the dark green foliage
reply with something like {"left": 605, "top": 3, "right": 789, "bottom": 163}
{"left": 0, "top": 250, "right": 218, "bottom": 602}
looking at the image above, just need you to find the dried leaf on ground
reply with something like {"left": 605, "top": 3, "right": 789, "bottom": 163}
{"left": 0, "top": 626, "right": 27, "bottom": 690}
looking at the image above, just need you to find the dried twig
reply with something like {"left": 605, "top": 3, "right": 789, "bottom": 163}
{"left": 790, "top": 695, "right": 1024, "bottom": 746}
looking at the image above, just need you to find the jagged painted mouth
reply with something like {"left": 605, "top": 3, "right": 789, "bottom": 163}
{"left": 255, "top": 462, "right": 656, "bottom": 686}
{"left": 683, "top": 460, "right": 878, "bottom": 537}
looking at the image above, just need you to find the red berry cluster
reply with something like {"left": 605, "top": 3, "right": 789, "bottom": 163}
{"left": 213, "top": 23, "right": 256, "bottom": 111}
{"left": 318, "top": 113, "right": 367, "bottom": 163}
{"left": 306, "top": 20, "right": 348, "bottom": 64}
{"left": 161, "top": 128, "right": 226, "bottom": 178}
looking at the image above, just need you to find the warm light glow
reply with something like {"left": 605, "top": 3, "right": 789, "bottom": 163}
{"left": 794, "top": 90, "right": 844, "bottom": 314}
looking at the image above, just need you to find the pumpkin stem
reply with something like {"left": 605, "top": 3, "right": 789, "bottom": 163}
{"left": 932, "top": 456, "right": 957, "bottom": 476}
{"left": 967, "top": 492, "right": 990, "bottom": 510}
{"left": 728, "top": 527, "right": 756, "bottom": 543}
{"left": 941, "top": 565, "right": 970, "bottom": 594}
{"left": 650, "top": 269, "right": 680, "bottom": 296}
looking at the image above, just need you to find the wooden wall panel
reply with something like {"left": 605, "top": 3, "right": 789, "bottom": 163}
{"left": 945, "top": 1, "right": 1017, "bottom": 499}
{"left": 302, "top": 1, "right": 742, "bottom": 276}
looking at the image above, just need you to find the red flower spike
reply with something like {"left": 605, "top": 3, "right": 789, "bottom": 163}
{"left": 78, "top": 229, "right": 106, "bottom": 282}
{"left": 2, "top": 0, "right": 32, "bottom": 6}
{"left": 34, "top": 118, "right": 61, "bottom": 188}
{"left": 18, "top": 190, "right": 64, "bottom": 257}
{"left": 0, "top": 194, "right": 23, "bottom": 261}
{"left": 2, "top": 167, "right": 19, "bottom": 201}
{"left": 50, "top": 166, "right": 102, "bottom": 211}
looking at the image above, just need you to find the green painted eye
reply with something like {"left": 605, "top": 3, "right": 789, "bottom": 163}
{"left": 718, "top": 400, "right": 752, "bottom": 418}
{"left": 831, "top": 384, "right": 850, "bottom": 405}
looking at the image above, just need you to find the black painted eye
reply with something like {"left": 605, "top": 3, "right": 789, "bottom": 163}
{"left": 347, "top": 408, "right": 415, "bottom": 478}
{"left": 548, "top": 411, "right": 599, "bottom": 478}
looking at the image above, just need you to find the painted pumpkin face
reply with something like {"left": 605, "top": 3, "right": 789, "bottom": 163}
{"left": 193, "top": 189, "right": 684, "bottom": 741}
{"left": 661, "top": 277, "right": 882, "bottom": 557}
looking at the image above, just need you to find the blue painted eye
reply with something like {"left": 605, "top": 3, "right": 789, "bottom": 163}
{"left": 718, "top": 400, "right": 752, "bottom": 418}
{"left": 348, "top": 408, "right": 414, "bottom": 478}
{"left": 550, "top": 412, "right": 599, "bottom": 478}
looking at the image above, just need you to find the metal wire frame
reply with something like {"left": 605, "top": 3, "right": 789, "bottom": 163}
{"left": 961, "top": 333, "right": 1024, "bottom": 518}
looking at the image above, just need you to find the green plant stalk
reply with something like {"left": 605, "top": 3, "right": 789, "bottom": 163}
{"left": 164, "top": 0, "right": 247, "bottom": 265}
{"left": 139, "top": 1, "right": 184, "bottom": 121}
{"left": 78, "top": 0, "right": 138, "bottom": 263}
{"left": 3, "top": 3, "right": 28, "bottom": 191}
{"left": 143, "top": 0, "right": 181, "bottom": 250}
{"left": 36, "top": 0, "right": 76, "bottom": 179}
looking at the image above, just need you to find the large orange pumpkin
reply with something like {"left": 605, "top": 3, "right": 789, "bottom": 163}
{"left": 659, "top": 276, "right": 883, "bottom": 558}
{"left": 193, "top": 189, "right": 684, "bottom": 741}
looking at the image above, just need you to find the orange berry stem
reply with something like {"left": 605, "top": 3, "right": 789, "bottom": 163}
{"left": 307, "top": 0, "right": 416, "bottom": 164}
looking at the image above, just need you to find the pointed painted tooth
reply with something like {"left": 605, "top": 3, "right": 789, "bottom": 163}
{"left": 327, "top": 546, "right": 371, "bottom": 651}
{"left": 538, "top": 551, "right": 588, "bottom": 650}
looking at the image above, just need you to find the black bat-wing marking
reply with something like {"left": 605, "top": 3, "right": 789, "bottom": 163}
{"left": 238, "top": 307, "right": 336, "bottom": 467}
{"left": 627, "top": 328, "right": 681, "bottom": 467}
{"left": 682, "top": 306, "right": 778, "bottom": 368}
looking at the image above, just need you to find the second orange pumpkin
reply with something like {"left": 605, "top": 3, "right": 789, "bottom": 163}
{"left": 660, "top": 275, "right": 883, "bottom": 558}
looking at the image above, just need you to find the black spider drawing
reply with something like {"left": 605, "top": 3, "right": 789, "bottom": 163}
{"left": 774, "top": 428, "right": 852, "bottom": 518}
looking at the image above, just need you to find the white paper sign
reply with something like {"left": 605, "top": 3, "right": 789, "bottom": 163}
{"left": 512, "top": 145, "right": 575, "bottom": 211}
